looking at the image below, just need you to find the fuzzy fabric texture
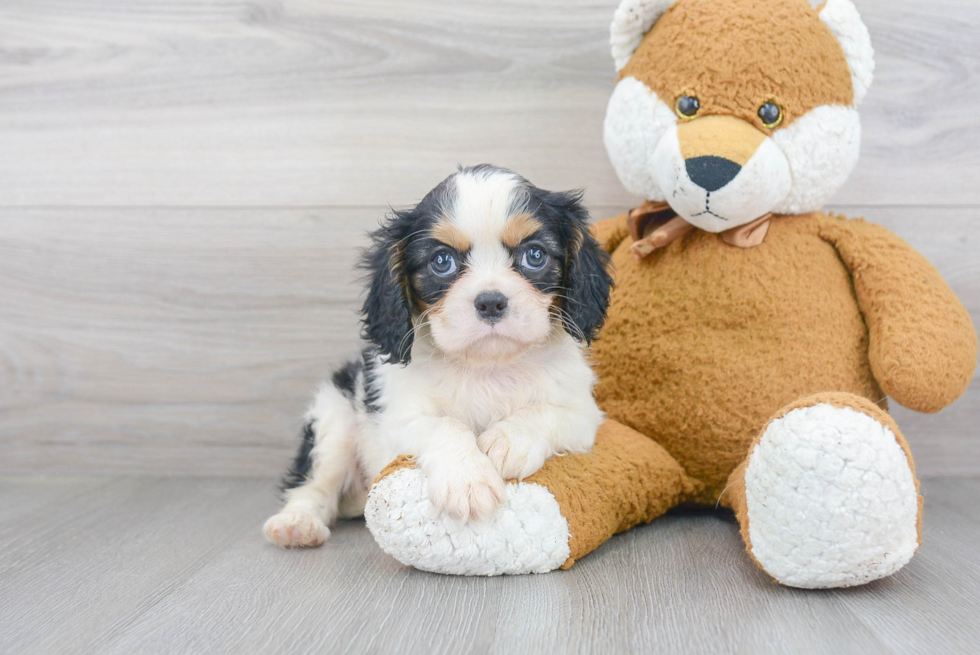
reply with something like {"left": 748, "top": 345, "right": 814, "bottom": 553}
{"left": 610, "top": 0, "right": 873, "bottom": 102}
{"left": 620, "top": 0, "right": 854, "bottom": 132}
{"left": 590, "top": 211, "right": 975, "bottom": 506}
{"left": 369, "top": 203, "right": 977, "bottom": 578}
{"left": 819, "top": 0, "right": 875, "bottom": 105}
{"left": 366, "top": 420, "right": 695, "bottom": 574}
{"left": 605, "top": 76, "right": 863, "bottom": 216}
{"left": 770, "top": 104, "right": 862, "bottom": 215}
{"left": 652, "top": 121, "right": 792, "bottom": 230}
{"left": 604, "top": 76, "right": 676, "bottom": 201}
{"left": 365, "top": 0, "right": 977, "bottom": 582}
{"left": 525, "top": 419, "right": 696, "bottom": 568}
{"left": 605, "top": 0, "right": 868, "bottom": 215}
{"left": 817, "top": 217, "right": 978, "bottom": 413}
{"left": 610, "top": 0, "right": 678, "bottom": 71}
{"left": 723, "top": 392, "right": 922, "bottom": 588}
{"left": 365, "top": 461, "right": 572, "bottom": 575}
{"left": 599, "top": 212, "right": 864, "bottom": 502}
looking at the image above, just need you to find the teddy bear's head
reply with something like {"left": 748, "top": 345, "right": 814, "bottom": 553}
{"left": 604, "top": 0, "right": 874, "bottom": 232}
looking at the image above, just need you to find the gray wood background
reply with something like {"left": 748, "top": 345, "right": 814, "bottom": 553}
{"left": 1, "top": 0, "right": 978, "bottom": 477}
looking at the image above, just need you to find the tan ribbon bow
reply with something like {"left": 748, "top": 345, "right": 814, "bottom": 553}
{"left": 627, "top": 201, "right": 773, "bottom": 258}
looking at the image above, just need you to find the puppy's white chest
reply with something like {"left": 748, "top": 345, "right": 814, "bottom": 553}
{"left": 438, "top": 366, "right": 539, "bottom": 433}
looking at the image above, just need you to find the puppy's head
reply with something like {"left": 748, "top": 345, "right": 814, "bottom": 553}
{"left": 361, "top": 165, "right": 612, "bottom": 364}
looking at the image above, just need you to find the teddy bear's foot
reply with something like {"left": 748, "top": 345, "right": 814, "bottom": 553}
{"left": 365, "top": 465, "right": 571, "bottom": 575}
{"left": 366, "top": 420, "right": 696, "bottom": 575}
{"left": 733, "top": 393, "right": 921, "bottom": 589}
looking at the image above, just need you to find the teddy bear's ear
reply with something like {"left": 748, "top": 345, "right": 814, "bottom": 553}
{"left": 610, "top": 0, "right": 678, "bottom": 72}
{"left": 819, "top": 0, "right": 875, "bottom": 105}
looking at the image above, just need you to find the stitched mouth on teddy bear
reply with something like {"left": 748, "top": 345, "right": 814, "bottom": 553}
{"left": 690, "top": 192, "right": 731, "bottom": 223}
{"left": 652, "top": 122, "right": 792, "bottom": 233}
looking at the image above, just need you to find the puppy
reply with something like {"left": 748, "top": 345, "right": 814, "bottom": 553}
{"left": 264, "top": 165, "right": 613, "bottom": 548}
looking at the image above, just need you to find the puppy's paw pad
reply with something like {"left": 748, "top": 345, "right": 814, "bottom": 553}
{"left": 478, "top": 427, "right": 550, "bottom": 481}
{"left": 263, "top": 511, "right": 329, "bottom": 548}
{"left": 427, "top": 458, "right": 505, "bottom": 523}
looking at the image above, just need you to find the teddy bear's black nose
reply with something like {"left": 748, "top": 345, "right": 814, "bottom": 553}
{"left": 686, "top": 156, "right": 742, "bottom": 192}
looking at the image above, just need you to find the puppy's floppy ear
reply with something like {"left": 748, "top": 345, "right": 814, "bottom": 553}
{"left": 539, "top": 189, "right": 614, "bottom": 343}
{"left": 360, "top": 210, "right": 415, "bottom": 365}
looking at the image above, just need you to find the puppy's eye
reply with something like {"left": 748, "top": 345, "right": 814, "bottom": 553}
{"left": 758, "top": 102, "right": 783, "bottom": 129}
{"left": 430, "top": 251, "right": 457, "bottom": 277}
{"left": 675, "top": 95, "right": 699, "bottom": 119}
{"left": 520, "top": 247, "right": 548, "bottom": 271}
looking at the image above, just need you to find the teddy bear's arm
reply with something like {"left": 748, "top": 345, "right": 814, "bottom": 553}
{"left": 820, "top": 217, "right": 977, "bottom": 413}
{"left": 590, "top": 212, "right": 630, "bottom": 253}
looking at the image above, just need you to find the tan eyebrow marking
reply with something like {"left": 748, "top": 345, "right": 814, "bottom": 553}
{"left": 430, "top": 219, "right": 471, "bottom": 252}
{"left": 501, "top": 213, "right": 543, "bottom": 248}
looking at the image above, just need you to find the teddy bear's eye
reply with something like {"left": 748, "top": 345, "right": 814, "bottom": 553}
{"left": 758, "top": 102, "right": 783, "bottom": 129}
{"left": 675, "top": 95, "right": 700, "bottom": 119}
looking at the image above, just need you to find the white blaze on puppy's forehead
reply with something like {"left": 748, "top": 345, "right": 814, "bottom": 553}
{"left": 448, "top": 168, "right": 529, "bottom": 272}
{"left": 449, "top": 168, "right": 526, "bottom": 248}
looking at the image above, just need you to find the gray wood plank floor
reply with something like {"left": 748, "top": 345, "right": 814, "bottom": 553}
{"left": 1, "top": 476, "right": 978, "bottom": 654}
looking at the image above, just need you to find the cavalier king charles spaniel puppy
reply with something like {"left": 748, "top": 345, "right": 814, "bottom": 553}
{"left": 264, "top": 165, "right": 613, "bottom": 547}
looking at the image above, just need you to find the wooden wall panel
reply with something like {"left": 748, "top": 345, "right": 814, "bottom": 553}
{"left": 0, "top": 0, "right": 977, "bottom": 207}
{"left": 1, "top": 205, "right": 976, "bottom": 476}
{"left": 0, "top": 0, "right": 977, "bottom": 476}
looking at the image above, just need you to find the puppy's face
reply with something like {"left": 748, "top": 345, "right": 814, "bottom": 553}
{"left": 361, "top": 165, "right": 612, "bottom": 365}
{"left": 413, "top": 174, "right": 562, "bottom": 360}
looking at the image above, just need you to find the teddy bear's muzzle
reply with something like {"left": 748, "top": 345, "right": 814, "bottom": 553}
{"left": 652, "top": 115, "right": 792, "bottom": 233}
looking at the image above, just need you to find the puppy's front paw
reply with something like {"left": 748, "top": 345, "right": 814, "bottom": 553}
{"left": 426, "top": 455, "right": 505, "bottom": 523}
{"left": 477, "top": 425, "right": 551, "bottom": 481}
{"left": 263, "top": 511, "right": 329, "bottom": 548}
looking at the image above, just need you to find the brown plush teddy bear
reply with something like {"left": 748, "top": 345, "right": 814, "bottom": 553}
{"left": 364, "top": 0, "right": 977, "bottom": 587}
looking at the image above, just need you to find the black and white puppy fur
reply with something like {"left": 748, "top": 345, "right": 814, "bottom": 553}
{"left": 264, "top": 165, "right": 613, "bottom": 548}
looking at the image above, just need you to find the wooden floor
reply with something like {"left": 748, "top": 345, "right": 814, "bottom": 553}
{"left": 2, "top": 475, "right": 978, "bottom": 654}
{"left": 2, "top": 1, "right": 979, "bottom": 652}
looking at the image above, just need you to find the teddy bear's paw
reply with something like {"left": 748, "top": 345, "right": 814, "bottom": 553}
{"left": 365, "top": 467, "right": 571, "bottom": 575}
{"left": 477, "top": 425, "right": 551, "bottom": 481}
{"left": 263, "top": 511, "right": 329, "bottom": 548}
{"left": 743, "top": 403, "right": 920, "bottom": 588}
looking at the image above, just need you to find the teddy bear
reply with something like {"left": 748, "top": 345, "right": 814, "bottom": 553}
{"left": 363, "top": 0, "right": 977, "bottom": 588}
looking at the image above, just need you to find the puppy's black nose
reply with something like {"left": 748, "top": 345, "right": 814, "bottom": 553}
{"left": 474, "top": 291, "right": 508, "bottom": 322}
{"left": 685, "top": 156, "right": 742, "bottom": 192}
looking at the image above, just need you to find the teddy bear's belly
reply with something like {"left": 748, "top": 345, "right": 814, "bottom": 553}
{"left": 591, "top": 218, "right": 882, "bottom": 504}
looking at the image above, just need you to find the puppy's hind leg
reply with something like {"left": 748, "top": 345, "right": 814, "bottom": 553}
{"left": 264, "top": 383, "right": 359, "bottom": 548}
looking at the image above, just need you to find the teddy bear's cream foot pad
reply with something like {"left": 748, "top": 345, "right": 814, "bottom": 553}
{"left": 743, "top": 403, "right": 921, "bottom": 588}
{"left": 366, "top": 420, "right": 696, "bottom": 575}
{"left": 365, "top": 467, "right": 571, "bottom": 575}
